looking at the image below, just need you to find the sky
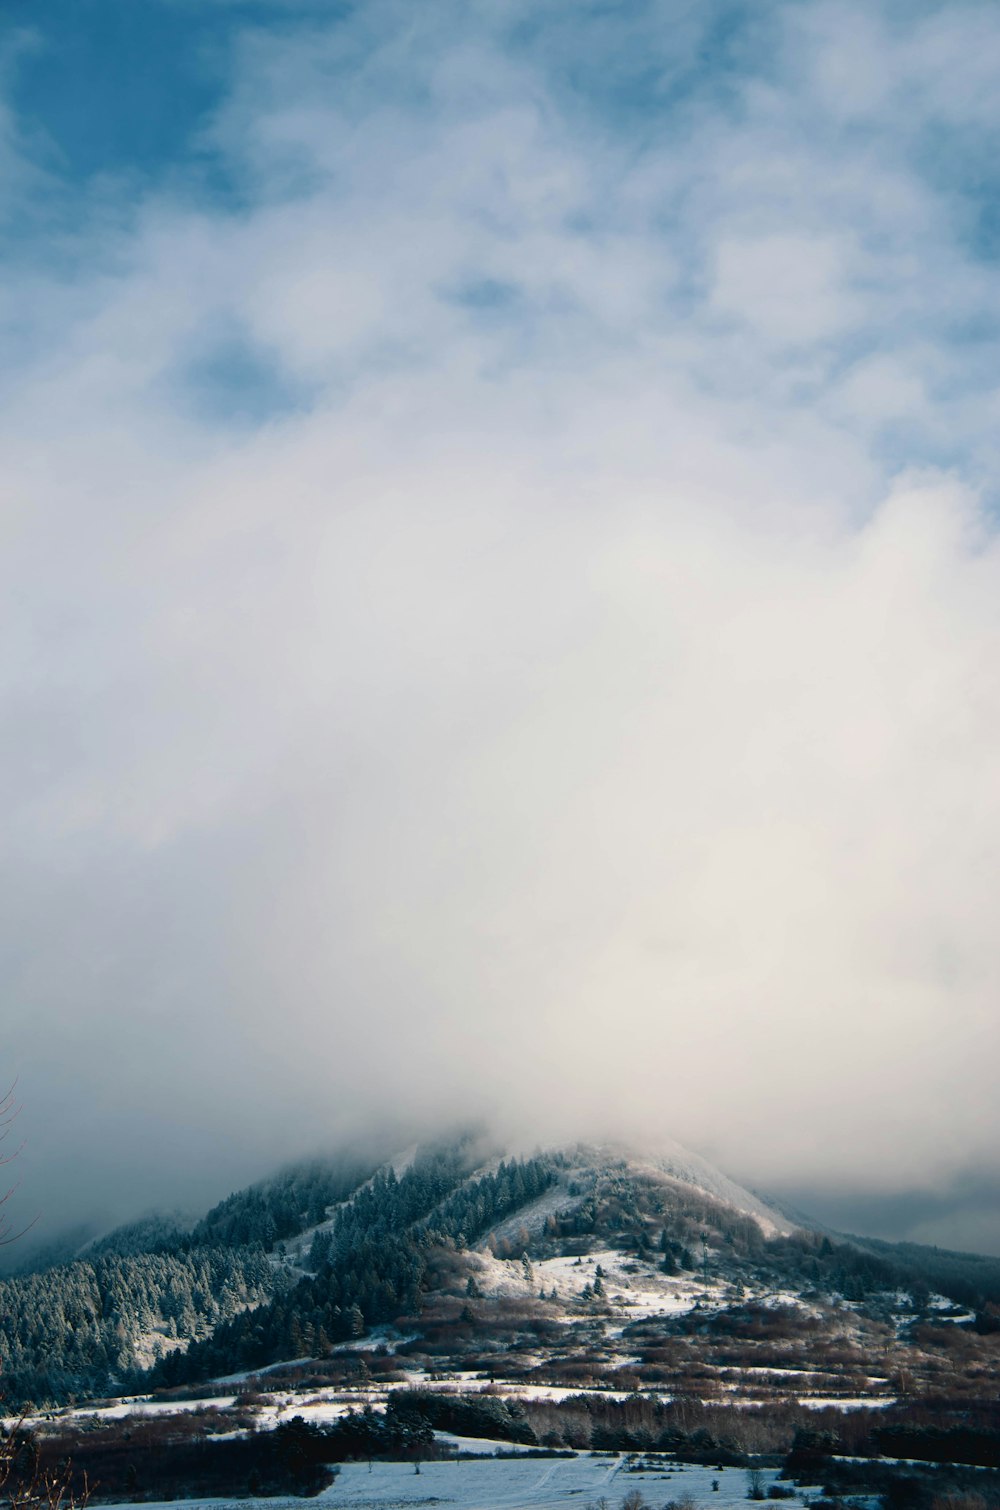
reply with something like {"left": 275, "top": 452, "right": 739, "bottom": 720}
{"left": 3, "top": 0, "right": 1000, "bottom": 1255}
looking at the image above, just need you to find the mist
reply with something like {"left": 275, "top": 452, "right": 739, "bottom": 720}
{"left": 4, "top": 0, "right": 1000, "bottom": 1254}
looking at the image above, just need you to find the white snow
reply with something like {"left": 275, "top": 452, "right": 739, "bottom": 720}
{"left": 799, "top": 1396, "right": 896, "bottom": 1411}
{"left": 212, "top": 1357, "right": 315, "bottom": 1386}
{"left": 471, "top": 1245, "right": 727, "bottom": 1324}
{"left": 561, "top": 1141, "right": 795, "bottom": 1237}
{"left": 22, "top": 1397, "right": 239, "bottom": 1430}
{"left": 433, "top": 1432, "right": 540, "bottom": 1455}
{"left": 97, "top": 1453, "right": 809, "bottom": 1510}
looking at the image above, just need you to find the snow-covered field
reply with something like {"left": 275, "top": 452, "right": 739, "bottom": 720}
{"left": 28, "top": 1397, "right": 240, "bottom": 1427}
{"left": 323, "top": 1455, "right": 799, "bottom": 1510}
{"left": 101, "top": 1451, "right": 807, "bottom": 1510}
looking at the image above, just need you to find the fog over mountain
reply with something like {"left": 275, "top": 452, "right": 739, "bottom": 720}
{"left": 4, "top": 1, "right": 1000, "bottom": 1256}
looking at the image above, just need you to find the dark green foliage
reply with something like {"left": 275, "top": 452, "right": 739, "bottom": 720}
{"left": 87, "top": 1214, "right": 189, "bottom": 1259}
{"left": 766, "top": 1230, "right": 902, "bottom": 1300}
{"left": 153, "top": 1148, "right": 555, "bottom": 1386}
{"left": 0, "top": 1154, "right": 382, "bottom": 1404}
{"left": 0, "top": 1246, "right": 277, "bottom": 1406}
{"left": 153, "top": 1229, "right": 425, "bottom": 1386}
{"left": 790, "top": 1454, "right": 1000, "bottom": 1510}
{"left": 19, "top": 1414, "right": 341, "bottom": 1499}
{"left": 758, "top": 1226, "right": 1000, "bottom": 1313}
{"left": 394, "top": 1388, "right": 536, "bottom": 1444}
{"left": 319, "top": 1397, "right": 436, "bottom": 1461}
{"left": 416, "top": 1157, "right": 555, "bottom": 1249}
{"left": 842, "top": 1236, "right": 1000, "bottom": 1310}
{"left": 546, "top": 1164, "right": 765, "bottom": 1265}
{"left": 873, "top": 1423, "right": 1000, "bottom": 1468}
{"left": 0, "top": 1156, "right": 390, "bottom": 1406}
{"left": 191, "top": 1156, "right": 377, "bottom": 1250}
{"left": 784, "top": 1425, "right": 841, "bottom": 1473}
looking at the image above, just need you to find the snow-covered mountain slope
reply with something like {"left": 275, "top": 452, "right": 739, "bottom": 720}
{"left": 558, "top": 1138, "right": 794, "bottom": 1235}
{"left": 6, "top": 1130, "right": 1000, "bottom": 1419}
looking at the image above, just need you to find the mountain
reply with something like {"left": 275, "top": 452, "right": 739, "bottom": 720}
{"left": 1, "top": 1131, "right": 999, "bottom": 1424}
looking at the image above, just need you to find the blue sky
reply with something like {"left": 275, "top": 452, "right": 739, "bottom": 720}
{"left": 6, "top": 0, "right": 1000, "bottom": 475}
{"left": 3, "top": 1, "right": 1000, "bottom": 1250}
{"left": 8, "top": 0, "right": 224, "bottom": 181}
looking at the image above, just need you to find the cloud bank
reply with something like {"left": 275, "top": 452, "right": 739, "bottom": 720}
{"left": 3, "top": 0, "right": 1000, "bottom": 1247}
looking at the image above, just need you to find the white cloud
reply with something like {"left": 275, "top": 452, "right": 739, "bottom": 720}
{"left": 710, "top": 232, "right": 859, "bottom": 345}
{"left": 4, "top": 0, "right": 1000, "bottom": 1231}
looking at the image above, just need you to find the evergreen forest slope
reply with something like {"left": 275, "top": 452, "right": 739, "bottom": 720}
{"left": 1, "top": 1133, "right": 999, "bottom": 1418}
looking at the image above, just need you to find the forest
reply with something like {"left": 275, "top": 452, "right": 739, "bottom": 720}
{"left": 0, "top": 1143, "right": 555, "bottom": 1406}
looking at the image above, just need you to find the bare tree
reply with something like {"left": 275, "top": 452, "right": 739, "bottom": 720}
{"left": 622, "top": 1491, "right": 648, "bottom": 1510}
{"left": 747, "top": 1466, "right": 766, "bottom": 1500}
{"left": 0, "top": 1427, "right": 90, "bottom": 1510}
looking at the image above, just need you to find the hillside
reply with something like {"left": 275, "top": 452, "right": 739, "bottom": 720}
{"left": 2, "top": 1132, "right": 999, "bottom": 1467}
{"left": 0, "top": 1135, "right": 996, "bottom": 1510}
